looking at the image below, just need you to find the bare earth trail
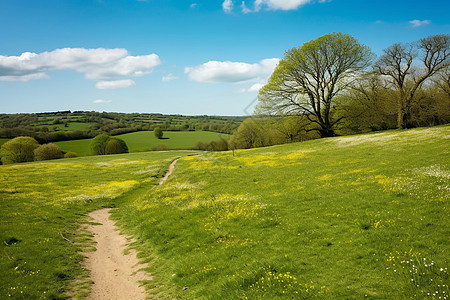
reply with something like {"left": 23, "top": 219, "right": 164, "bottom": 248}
{"left": 85, "top": 208, "right": 151, "bottom": 300}
{"left": 84, "top": 158, "right": 181, "bottom": 299}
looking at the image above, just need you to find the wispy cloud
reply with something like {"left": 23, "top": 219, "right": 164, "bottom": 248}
{"left": 93, "top": 99, "right": 112, "bottom": 104}
{"left": 185, "top": 58, "right": 279, "bottom": 83}
{"left": 190, "top": 3, "right": 198, "bottom": 8}
{"left": 0, "top": 48, "right": 161, "bottom": 84}
{"left": 95, "top": 79, "right": 135, "bottom": 90}
{"left": 409, "top": 19, "right": 431, "bottom": 28}
{"left": 162, "top": 73, "right": 179, "bottom": 82}
{"left": 239, "top": 83, "right": 265, "bottom": 93}
{"left": 222, "top": 0, "right": 233, "bottom": 13}
{"left": 241, "top": 0, "right": 320, "bottom": 12}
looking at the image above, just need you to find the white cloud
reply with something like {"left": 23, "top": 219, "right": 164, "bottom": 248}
{"left": 190, "top": 3, "right": 198, "bottom": 8}
{"left": 93, "top": 99, "right": 112, "bottom": 104}
{"left": 185, "top": 58, "right": 279, "bottom": 83}
{"left": 409, "top": 19, "right": 431, "bottom": 28}
{"left": 222, "top": 0, "right": 233, "bottom": 13}
{"left": 0, "top": 48, "right": 161, "bottom": 82}
{"left": 239, "top": 83, "right": 265, "bottom": 93}
{"left": 162, "top": 73, "right": 179, "bottom": 82}
{"left": 241, "top": 1, "right": 252, "bottom": 13}
{"left": 242, "top": 0, "right": 323, "bottom": 12}
{"left": 95, "top": 79, "right": 135, "bottom": 90}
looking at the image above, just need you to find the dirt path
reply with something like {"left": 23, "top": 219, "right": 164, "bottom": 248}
{"left": 159, "top": 158, "right": 179, "bottom": 185}
{"left": 85, "top": 208, "right": 151, "bottom": 300}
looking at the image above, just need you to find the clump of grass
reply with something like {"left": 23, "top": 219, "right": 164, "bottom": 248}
{"left": 385, "top": 250, "right": 449, "bottom": 298}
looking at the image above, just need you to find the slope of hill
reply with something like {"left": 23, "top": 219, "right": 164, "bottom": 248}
{"left": 1, "top": 126, "right": 448, "bottom": 299}
{"left": 113, "top": 125, "right": 449, "bottom": 298}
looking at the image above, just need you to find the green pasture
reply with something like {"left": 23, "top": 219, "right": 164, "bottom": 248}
{"left": 56, "top": 131, "right": 229, "bottom": 156}
{"left": 1, "top": 126, "right": 448, "bottom": 299}
{"left": 0, "top": 150, "right": 197, "bottom": 299}
{"left": 34, "top": 122, "right": 91, "bottom": 132}
{"left": 113, "top": 125, "right": 449, "bottom": 299}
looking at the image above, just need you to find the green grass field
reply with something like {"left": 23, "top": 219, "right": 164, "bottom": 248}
{"left": 34, "top": 122, "right": 91, "bottom": 132}
{"left": 55, "top": 131, "right": 229, "bottom": 156}
{"left": 0, "top": 150, "right": 197, "bottom": 299}
{"left": 1, "top": 126, "right": 448, "bottom": 299}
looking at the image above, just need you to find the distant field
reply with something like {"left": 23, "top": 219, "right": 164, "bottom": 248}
{"left": 34, "top": 122, "right": 91, "bottom": 131}
{"left": 56, "top": 131, "right": 229, "bottom": 156}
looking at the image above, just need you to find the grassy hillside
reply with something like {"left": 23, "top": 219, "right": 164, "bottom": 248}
{"left": 113, "top": 125, "right": 449, "bottom": 299}
{"left": 56, "top": 131, "right": 229, "bottom": 156}
{"left": 0, "top": 151, "right": 197, "bottom": 299}
{"left": 1, "top": 126, "right": 448, "bottom": 299}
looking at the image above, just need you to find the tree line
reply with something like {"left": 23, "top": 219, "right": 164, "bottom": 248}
{"left": 231, "top": 32, "right": 449, "bottom": 149}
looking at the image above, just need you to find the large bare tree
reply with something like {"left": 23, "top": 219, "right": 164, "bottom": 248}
{"left": 374, "top": 34, "right": 450, "bottom": 129}
{"left": 256, "top": 33, "right": 374, "bottom": 137}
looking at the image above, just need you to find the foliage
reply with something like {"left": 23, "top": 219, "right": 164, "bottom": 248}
{"left": 229, "top": 117, "right": 319, "bottom": 149}
{"left": 105, "top": 137, "right": 129, "bottom": 154}
{"left": 34, "top": 143, "right": 64, "bottom": 161}
{"left": 90, "top": 133, "right": 111, "bottom": 155}
{"left": 0, "top": 136, "right": 39, "bottom": 164}
{"left": 374, "top": 34, "right": 450, "bottom": 129}
{"left": 154, "top": 127, "right": 163, "bottom": 139}
{"left": 193, "top": 138, "right": 229, "bottom": 151}
{"left": 63, "top": 151, "right": 78, "bottom": 158}
{"left": 257, "top": 32, "right": 374, "bottom": 137}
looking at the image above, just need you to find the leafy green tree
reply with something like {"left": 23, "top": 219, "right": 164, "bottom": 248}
{"left": 0, "top": 136, "right": 39, "bottom": 164}
{"left": 90, "top": 133, "right": 110, "bottom": 155}
{"left": 374, "top": 34, "right": 449, "bottom": 129}
{"left": 257, "top": 32, "right": 374, "bottom": 137}
{"left": 154, "top": 127, "right": 163, "bottom": 139}
{"left": 105, "top": 137, "right": 129, "bottom": 154}
{"left": 34, "top": 143, "right": 64, "bottom": 161}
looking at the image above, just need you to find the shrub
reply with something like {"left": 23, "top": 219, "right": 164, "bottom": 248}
{"left": 0, "top": 136, "right": 39, "bottom": 164}
{"left": 64, "top": 151, "right": 78, "bottom": 158}
{"left": 105, "top": 138, "right": 129, "bottom": 154}
{"left": 90, "top": 133, "right": 110, "bottom": 155}
{"left": 154, "top": 127, "right": 163, "bottom": 139}
{"left": 34, "top": 143, "right": 64, "bottom": 161}
{"left": 152, "top": 144, "right": 168, "bottom": 151}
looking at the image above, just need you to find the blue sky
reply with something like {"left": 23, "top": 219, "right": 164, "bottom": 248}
{"left": 0, "top": 0, "right": 449, "bottom": 115}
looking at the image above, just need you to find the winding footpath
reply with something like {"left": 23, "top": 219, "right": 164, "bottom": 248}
{"left": 84, "top": 158, "right": 180, "bottom": 299}
{"left": 85, "top": 209, "right": 151, "bottom": 300}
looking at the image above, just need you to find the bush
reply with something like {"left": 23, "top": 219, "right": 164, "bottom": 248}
{"left": 105, "top": 137, "right": 128, "bottom": 154}
{"left": 154, "top": 127, "right": 163, "bottom": 139}
{"left": 34, "top": 143, "right": 64, "bottom": 161}
{"left": 90, "top": 134, "right": 129, "bottom": 155}
{"left": 152, "top": 144, "right": 168, "bottom": 151}
{"left": 0, "top": 136, "right": 39, "bottom": 164}
{"left": 64, "top": 151, "right": 78, "bottom": 158}
{"left": 90, "top": 133, "right": 110, "bottom": 155}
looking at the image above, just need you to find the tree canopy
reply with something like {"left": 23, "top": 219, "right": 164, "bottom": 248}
{"left": 374, "top": 34, "right": 449, "bottom": 128}
{"left": 257, "top": 32, "right": 374, "bottom": 137}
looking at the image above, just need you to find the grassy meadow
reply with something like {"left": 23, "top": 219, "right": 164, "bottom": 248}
{"left": 55, "top": 131, "right": 229, "bottom": 156}
{"left": 113, "top": 125, "right": 449, "bottom": 299}
{"left": 0, "top": 150, "right": 197, "bottom": 299}
{"left": 1, "top": 125, "right": 448, "bottom": 299}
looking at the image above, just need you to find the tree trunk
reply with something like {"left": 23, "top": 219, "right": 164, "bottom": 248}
{"left": 319, "top": 127, "right": 336, "bottom": 138}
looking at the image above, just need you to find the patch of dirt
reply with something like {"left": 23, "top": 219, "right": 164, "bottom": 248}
{"left": 85, "top": 208, "right": 151, "bottom": 300}
{"left": 159, "top": 158, "right": 179, "bottom": 185}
